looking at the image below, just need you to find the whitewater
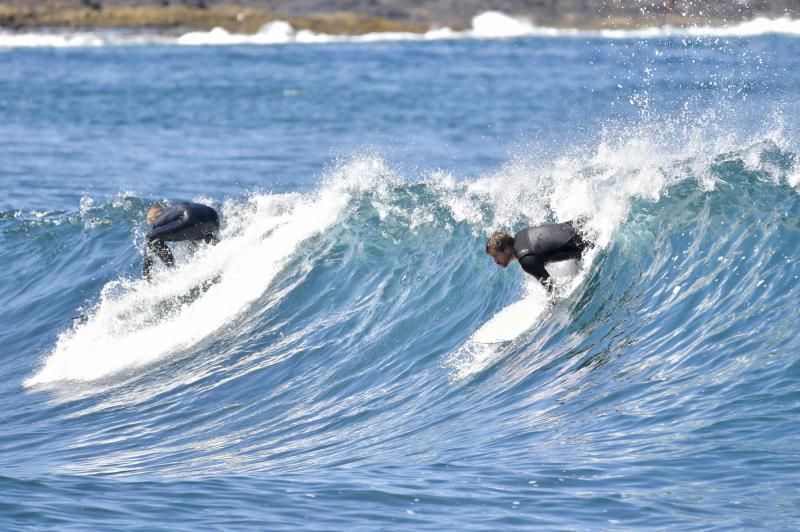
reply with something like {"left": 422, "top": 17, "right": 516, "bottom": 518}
{"left": 2, "top": 14, "right": 800, "bottom": 529}
{"left": 3, "top": 11, "right": 800, "bottom": 48}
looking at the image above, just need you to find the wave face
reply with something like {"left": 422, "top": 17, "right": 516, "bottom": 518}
{"left": 2, "top": 30, "right": 800, "bottom": 530}
{"left": 6, "top": 138, "right": 800, "bottom": 527}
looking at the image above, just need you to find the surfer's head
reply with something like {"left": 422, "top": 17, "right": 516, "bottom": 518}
{"left": 146, "top": 204, "right": 165, "bottom": 226}
{"left": 486, "top": 231, "right": 516, "bottom": 267}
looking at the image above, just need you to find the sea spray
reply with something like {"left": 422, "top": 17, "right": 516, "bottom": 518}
{"left": 24, "top": 160, "right": 394, "bottom": 385}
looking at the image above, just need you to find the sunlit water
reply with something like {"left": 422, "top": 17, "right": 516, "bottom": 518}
{"left": 2, "top": 18, "right": 800, "bottom": 529}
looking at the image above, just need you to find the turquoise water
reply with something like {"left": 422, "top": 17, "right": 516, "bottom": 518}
{"left": 1, "top": 28, "right": 800, "bottom": 529}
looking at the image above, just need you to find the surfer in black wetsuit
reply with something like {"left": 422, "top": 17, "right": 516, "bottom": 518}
{"left": 486, "top": 221, "right": 591, "bottom": 291}
{"left": 143, "top": 202, "right": 220, "bottom": 280}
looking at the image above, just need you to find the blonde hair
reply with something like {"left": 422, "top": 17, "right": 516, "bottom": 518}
{"left": 485, "top": 231, "right": 514, "bottom": 255}
{"left": 146, "top": 204, "right": 165, "bottom": 226}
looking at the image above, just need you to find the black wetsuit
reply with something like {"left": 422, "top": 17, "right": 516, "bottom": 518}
{"left": 513, "top": 221, "right": 590, "bottom": 288}
{"left": 143, "top": 202, "right": 220, "bottom": 279}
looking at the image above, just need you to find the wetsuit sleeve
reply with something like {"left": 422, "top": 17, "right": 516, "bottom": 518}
{"left": 518, "top": 255, "right": 552, "bottom": 290}
{"left": 143, "top": 237, "right": 176, "bottom": 280}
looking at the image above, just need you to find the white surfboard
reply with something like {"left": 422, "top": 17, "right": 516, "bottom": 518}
{"left": 472, "top": 295, "right": 548, "bottom": 344}
{"left": 473, "top": 259, "right": 584, "bottom": 344}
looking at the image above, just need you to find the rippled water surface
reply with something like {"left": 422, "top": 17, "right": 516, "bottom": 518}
{"left": 2, "top": 24, "right": 800, "bottom": 529}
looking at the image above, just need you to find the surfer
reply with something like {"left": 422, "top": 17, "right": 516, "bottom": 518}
{"left": 143, "top": 202, "right": 220, "bottom": 280}
{"left": 486, "top": 221, "right": 591, "bottom": 291}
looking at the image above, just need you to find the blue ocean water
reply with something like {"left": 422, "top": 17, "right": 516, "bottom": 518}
{"left": 2, "top": 23, "right": 800, "bottom": 529}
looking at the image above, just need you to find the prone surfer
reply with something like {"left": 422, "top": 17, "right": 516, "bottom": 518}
{"left": 143, "top": 202, "right": 220, "bottom": 280}
{"left": 486, "top": 220, "right": 591, "bottom": 291}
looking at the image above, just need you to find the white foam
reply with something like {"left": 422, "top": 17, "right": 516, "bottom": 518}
{"left": 4, "top": 13, "right": 800, "bottom": 48}
{"left": 683, "top": 16, "right": 800, "bottom": 37}
{"left": 469, "top": 11, "right": 536, "bottom": 38}
{"left": 176, "top": 20, "right": 456, "bottom": 46}
{"left": 455, "top": 112, "right": 731, "bottom": 250}
{"left": 0, "top": 31, "right": 106, "bottom": 48}
{"left": 0, "top": 29, "right": 173, "bottom": 48}
{"left": 25, "top": 156, "right": 400, "bottom": 385}
{"left": 789, "top": 166, "right": 800, "bottom": 190}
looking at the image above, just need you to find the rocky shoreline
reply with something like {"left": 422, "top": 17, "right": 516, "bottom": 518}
{"left": 0, "top": 1, "right": 797, "bottom": 35}
{"left": 0, "top": 5, "right": 429, "bottom": 35}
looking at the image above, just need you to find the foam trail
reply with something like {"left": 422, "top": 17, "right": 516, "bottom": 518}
{"left": 26, "top": 185, "right": 350, "bottom": 385}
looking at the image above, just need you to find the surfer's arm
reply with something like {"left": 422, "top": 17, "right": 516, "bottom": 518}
{"left": 518, "top": 255, "right": 553, "bottom": 291}
{"left": 143, "top": 236, "right": 176, "bottom": 280}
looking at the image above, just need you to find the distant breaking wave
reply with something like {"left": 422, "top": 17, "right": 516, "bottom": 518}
{"left": 3, "top": 12, "right": 800, "bottom": 48}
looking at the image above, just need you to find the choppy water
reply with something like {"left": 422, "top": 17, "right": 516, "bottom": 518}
{"left": 2, "top": 16, "right": 800, "bottom": 529}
